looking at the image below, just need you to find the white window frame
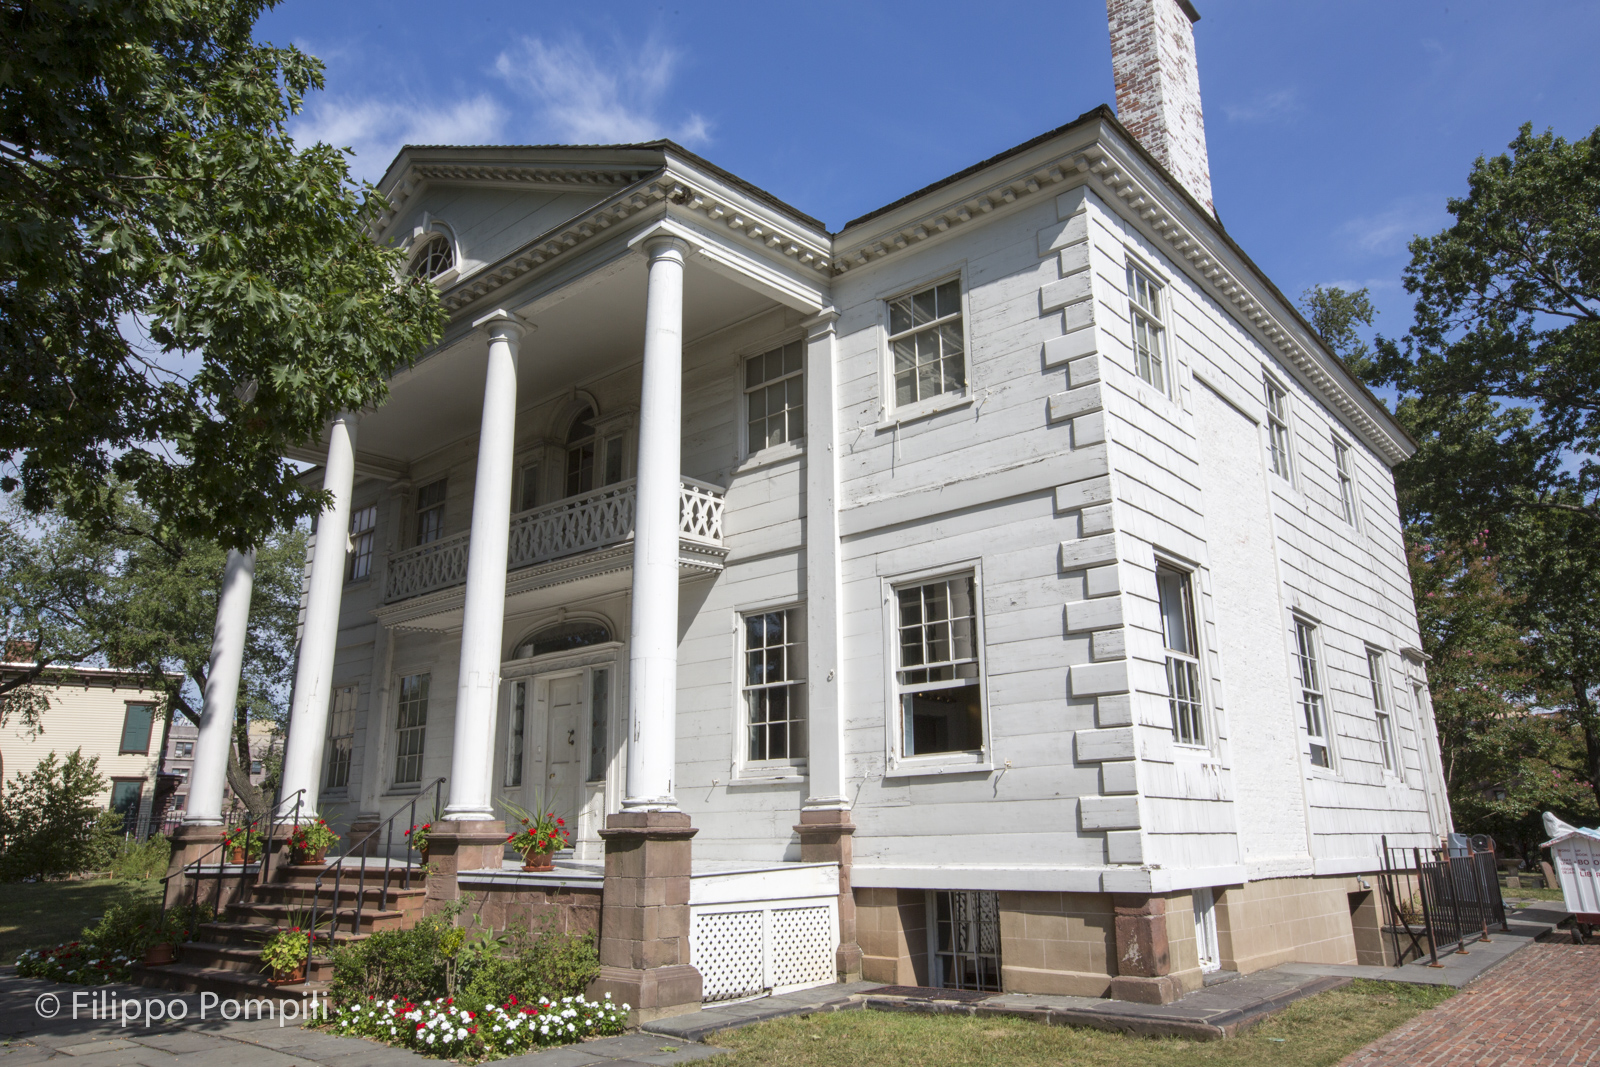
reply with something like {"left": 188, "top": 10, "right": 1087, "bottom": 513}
{"left": 741, "top": 338, "right": 806, "bottom": 460}
{"left": 881, "top": 271, "right": 971, "bottom": 422}
{"left": 1367, "top": 648, "right": 1400, "bottom": 778}
{"left": 1127, "top": 261, "right": 1169, "bottom": 395}
{"left": 393, "top": 672, "right": 430, "bottom": 787}
{"left": 1264, "top": 375, "right": 1294, "bottom": 483}
{"left": 1292, "top": 617, "right": 1333, "bottom": 770}
{"left": 1333, "top": 436, "right": 1359, "bottom": 526}
{"left": 347, "top": 504, "right": 377, "bottom": 582}
{"left": 737, "top": 603, "right": 807, "bottom": 775}
{"left": 504, "top": 679, "right": 527, "bottom": 788}
{"left": 882, "top": 562, "right": 990, "bottom": 775}
{"left": 414, "top": 478, "right": 447, "bottom": 546}
{"left": 1193, "top": 886, "right": 1221, "bottom": 973}
{"left": 1157, "top": 562, "right": 1207, "bottom": 747}
{"left": 324, "top": 684, "right": 358, "bottom": 793}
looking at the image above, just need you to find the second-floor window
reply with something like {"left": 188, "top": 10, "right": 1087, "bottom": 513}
{"left": 1127, "top": 263, "right": 1168, "bottom": 393}
{"left": 1294, "top": 619, "right": 1330, "bottom": 768}
{"left": 1265, "top": 378, "right": 1292, "bottom": 480}
{"left": 394, "top": 673, "right": 430, "bottom": 785}
{"left": 348, "top": 504, "right": 377, "bottom": 580}
{"left": 120, "top": 702, "right": 155, "bottom": 754}
{"left": 415, "top": 479, "right": 447, "bottom": 545}
{"left": 1334, "top": 437, "right": 1358, "bottom": 525}
{"left": 888, "top": 279, "right": 965, "bottom": 408}
{"left": 745, "top": 340, "right": 804, "bottom": 452}
{"left": 564, "top": 408, "right": 625, "bottom": 497}
{"left": 1158, "top": 564, "right": 1204, "bottom": 746}
{"left": 742, "top": 607, "right": 806, "bottom": 764}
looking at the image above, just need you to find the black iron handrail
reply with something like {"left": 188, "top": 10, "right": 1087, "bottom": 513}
{"left": 307, "top": 778, "right": 446, "bottom": 944}
{"left": 157, "top": 789, "right": 305, "bottom": 932}
{"left": 1378, "top": 834, "right": 1508, "bottom": 968}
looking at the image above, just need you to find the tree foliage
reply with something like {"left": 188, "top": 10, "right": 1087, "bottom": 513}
{"left": 0, "top": 491, "right": 304, "bottom": 812}
{"left": 1300, "top": 284, "right": 1378, "bottom": 380}
{"left": 1371, "top": 124, "right": 1600, "bottom": 536}
{"left": 0, "top": 0, "right": 445, "bottom": 547}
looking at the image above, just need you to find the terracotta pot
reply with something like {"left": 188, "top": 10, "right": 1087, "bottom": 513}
{"left": 293, "top": 847, "right": 326, "bottom": 866}
{"left": 143, "top": 943, "right": 177, "bottom": 966}
{"left": 418, "top": 845, "right": 430, "bottom": 865}
{"left": 230, "top": 846, "right": 246, "bottom": 864}
{"left": 522, "top": 849, "right": 555, "bottom": 872}
{"left": 268, "top": 961, "right": 307, "bottom": 986}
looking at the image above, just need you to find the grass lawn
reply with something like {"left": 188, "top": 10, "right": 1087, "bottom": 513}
{"left": 0, "top": 878, "right": 163, "bottom": 963}
{"left": 709, "top": 980, "right": 1453, "bottom": 1067}
{"left": 1503, "top": 887, "right": 1566, "bottom": 902}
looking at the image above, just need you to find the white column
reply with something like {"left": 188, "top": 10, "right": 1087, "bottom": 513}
{"left": 184, "top": 548, "right": 255, "bottom": 826}
{"left": 278, "top": 410, "right": 358, "bottom": 818}
{"left": 623, "top": 235, "right": 690, "bottom": 811}
{"left": 801, "top": 309, "right": 848, "bottom": 811}
{"left": 443, "top": 310, "right": 528, "bottom": 822}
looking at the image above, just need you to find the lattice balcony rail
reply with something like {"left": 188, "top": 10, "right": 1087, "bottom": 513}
{"left": 383, "top": 478, "right": 726, "bottom": 603}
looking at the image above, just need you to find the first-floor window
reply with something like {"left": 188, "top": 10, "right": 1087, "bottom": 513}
{"left": 896, "top": 574, "right": 983, "bottom": 757}
{"left": 588, "top": 668, "right": 611, "bottom": 781}
{"left": 325, "top": 685, "right": 357, "bottom": 791}
{"left": 1293, "top": 619, "right": 1330, "bottom": 768}
{"left": 394, "top": 673, "right": 430, "bottom": 784}
{"left": 109, "top": 779, "right": 143, "bottom": 822}
{"left": 1157, "top": 564, "right": 1205, "bottom": 746}
{"left": 505, "top": 681, "right": 526, "bottom": 787}
{"left": 1367, "top": 649, "right": 1398, "bottom": 775}
{"left": 742, "top": 607, "right": 806, "bottom": 763}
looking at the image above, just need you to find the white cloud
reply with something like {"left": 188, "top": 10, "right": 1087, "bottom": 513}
{"left": 492, "top": 33, "right": 711, "bottom": 146}
{"left": 291, "top": 95, "right": 507, "bottom": 181}
{"left": 1337, "top": 203, "right": 1441, "bottom": 257}
{"left": 1222, "top": 88, "right": 1300, "bottom": 124}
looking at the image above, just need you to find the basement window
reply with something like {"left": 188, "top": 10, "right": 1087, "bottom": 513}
{"left": 930, "top": 890, "right": 1002, "bottom": 991}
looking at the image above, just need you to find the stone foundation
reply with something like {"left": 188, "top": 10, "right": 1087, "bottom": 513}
{"left": 457, "top": 879, "right": 602, "bottom": 938}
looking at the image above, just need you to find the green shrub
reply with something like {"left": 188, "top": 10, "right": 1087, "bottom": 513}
{"left": 0, "top": 749, "right": 108, "bottom": 881}
{"left": 81, "top": 898, "right": 162, "bottom": 956}
{"left": 108, "top": 834, "right": 171, "bottom": 880}
{"left": 329, "top": 909, "right": 459, "bottom": 1004}
{"left": 458, "top": 919, "right": 599, "bottom": 1012}
{"left": 85, "top": 811, "right": 129, "bottom": 871}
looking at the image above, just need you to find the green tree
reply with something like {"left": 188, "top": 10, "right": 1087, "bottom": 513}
{"left": 1371, "top": 124, "right": 1600, "bottom": 537}
{"left": 1300, "top": 284, "right": 1378, "bottom": 380}
{"left": 0, "top": 749, "right": 108, "bottom": 881}
{"left": 0, "top": 491, "right": 304, "bottom": 812}
{"left": 0, "top": 0, "right": 444, "bottom": 548}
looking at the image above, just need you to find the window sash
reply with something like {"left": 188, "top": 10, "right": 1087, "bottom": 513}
{"left": 745, "top": 341, "right": 805, "bottom": 453}
{"left": 120, "top": 703, "right": 155, "bottom": 754}
{"left": 895, "top": 575, "right": 983, "bottom": 757}
{"left": 1265, "top": 381, "right": 1291, "bottom": 479}
{"left": 519, "top": 463, "right": 541, "bottom": 512}
{"left": 348, "top": 504, "right": 377, "bottom": 581}
{"left": 415, "top": 480, "right": 447, "bottom": 545}
{"left": 325, "top": 686, "right": 357, "bottom": 790}
{"left": 588, "top": 668, "right": 610, "bottom": 781}
{"left": 1127, "top": 265, "right": 1167, "bottom": 393}
{"left": 1334, "top": 440, "right": 1357, "bottom": 523}
{"left": 1377, "top": 712, "right": 1396, "bottom": 773}
{"left": 394, "top": 673, "right": 429, "bottom": 784}
{"left": 888, "top": 281, "right": 965, "bottom": 407}
{"left": 742, "top": 608, "right": 806, "bottom": 763}
{"left": 1294, "top": 621, "right": 1330, "bottom": 767}
{"left": 505, "top": 682, "right": 525, "bottom": 787}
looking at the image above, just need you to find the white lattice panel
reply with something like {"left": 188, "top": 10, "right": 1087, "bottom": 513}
{"left": 769, "top": 906, "right": 836, "bottom": 989}
{"left": 691, "top": 909, "right": 765, "bottom": 1002}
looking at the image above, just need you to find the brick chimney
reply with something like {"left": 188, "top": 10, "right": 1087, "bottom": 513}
{"left": 1107, "top": 0, "right": 1214, "bottom": 216}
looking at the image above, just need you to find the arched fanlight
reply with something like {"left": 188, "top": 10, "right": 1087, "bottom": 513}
{"left": 408, "top": 234, "right": 454, "bottom": 280}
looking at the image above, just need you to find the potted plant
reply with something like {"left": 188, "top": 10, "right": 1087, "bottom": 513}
{"left": 141, "top": 905, "right": 213, "bottom": 966}
{"left": 503, "top": 799, "right": 570, "bottom": 872}
{"left": 405, "top": 821, "right": 434, "bottom": 864}
{"left": 287, "top": 819, "right": 340, "bottom": 865}
{"left": 260, "top": 926, "right": 311, "bottom": 985}
{"left": 222, "top": 826, "right": 264, "bottom": 865}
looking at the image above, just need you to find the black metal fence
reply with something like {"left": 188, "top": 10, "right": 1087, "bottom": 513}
{"left": 1378, "top": 834, "right": 1508, "bottom": 966}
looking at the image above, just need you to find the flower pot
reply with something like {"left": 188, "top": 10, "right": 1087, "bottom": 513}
{"left": 292, "top": 848, "right": 326, "bottom": 866}
{"left": 142, "top": 943, "right": 177, "bottom": 966}
{"left": 418, "top": 845, "right": 430, "bottom": 865}
{"left": 268, "top": 962, "right": 307, "bottom": 986}
{"left": 521, "top": 849, "right": 555, "bottom": 872}
{"left": 230, "top": 846, "right": 246, "bottom": 864}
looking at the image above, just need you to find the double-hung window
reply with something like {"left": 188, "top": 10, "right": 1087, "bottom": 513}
{"left": 564, "top": 408, "right": 626, "bottom": 496}
{"left": 505, "top": 681, "right": 526, "bottom": 787}
{"left": 1158, "top": 565, "right": 1205, "bottom": 746}
{"left": 1367, "top": 649, "right": 1398, "bottom": 775}
{"left": 745, "top": 340, "right": 804, "bottom": 453}
{"left": 325, "top": 685, "right": 357, "bottom": 791}
{"left": 519, "top": 463, "right": 541, "bottom": 512}
{"left": 1333, "top": 437, "right": 1358, "bottom": 525}
{"left": 174, "top": 741, "right": 194, "bottom": 759}
{"left": 742, "top": 607, "right": 806, "bottom": 764}
{"left": 415, "top": 479, "right": 447, "bottom": 545}
{"left": 1265, "top": 379, "right": 1292, "bottom": 480}
{"left": 119, "top": 702, "right": 155, "bottom": 754}
{"left": 895, "top": 574, "right": 983, "bottom": 757}
{"left": 1293, "top": 619, "right": 1331, "bottom": 768}
{"left": 394, "top": 673, "right": 429, "bottom": 785}
{"left": 348, "top": 505, "right": 377, "bottom": 581}
{"left": 1127, "top": 263, "right": 1168, "bottom": 393}
{"left": 888, "top": 280, "right": 965, "bottom": 408}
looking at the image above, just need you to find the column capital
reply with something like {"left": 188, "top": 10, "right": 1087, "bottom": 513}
{"left": 471, "top": 308, "right": 533, "bottom": 341}
{"left": 626, "top": 219, "right": 699, "bottom": 260}
{"left": 802, "top": 307, "right": 839, "bottom": 338}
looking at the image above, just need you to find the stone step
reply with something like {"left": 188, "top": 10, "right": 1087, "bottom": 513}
{"left": 225, "top": 901, "right": 410, "bottom": 934}
{"left": 172, "top": 941, "right": 334, "bottom": 983}
{"left": 130, "top": 961, "right": 329, "bottom": 1003}
{"left": 272, "top": 862, "right": 422, "bottom": 886}
{"left": 252, "top": 881, "right": 426, "bottom": 911}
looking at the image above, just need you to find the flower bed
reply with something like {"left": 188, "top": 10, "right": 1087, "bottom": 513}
{"left": 15, "top": 942, "right": 135, "bottom": 984}
{"left": 327, "top": 992, "right": 628, "bottom": 1058}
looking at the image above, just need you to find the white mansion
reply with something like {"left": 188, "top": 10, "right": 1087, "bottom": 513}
{"left": 176, "top": 0, "right": 1450, "bottom": 1016}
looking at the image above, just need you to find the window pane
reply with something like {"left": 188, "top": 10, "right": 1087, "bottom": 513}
{"left": 589, "top": 668, "right": 610, "bottom": 781}
{"left": 889, "top": 297, "right": 913, "bottom": 335}
{"left": 903, "top": 683, "right": 983, "bottom": 755}
{"left": 912, "top": 287, "right": 938, "bottom": 325}
{"left": 935, "top": 280, "right": 961, "bottom": 318}
{"left": 120, "top": 704, "right": 154, "bottom": 753}
{"left": 1157, "top": 567, "right": 1195, "bottom": 655}
{"left": 603, "top": 434, "right": 625, "bottom": 484}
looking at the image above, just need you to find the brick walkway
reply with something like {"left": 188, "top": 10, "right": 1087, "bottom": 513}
{"left": 1342, "top": 944, "right": 1600, "bottom": 1067}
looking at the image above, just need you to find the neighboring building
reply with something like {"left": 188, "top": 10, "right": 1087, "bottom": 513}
{"left": 159, "top": 715, "right": 278, "bottom": 820}
{"left": 260, "top": 0, "right": 1453, "bottom": 1006}
{"left": 0, "top": 664, "right": 175, "bottom": 835}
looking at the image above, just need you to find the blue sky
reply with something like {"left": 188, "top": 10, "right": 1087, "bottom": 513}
{"left": 262, "top": 0, "right": 1600, "bottom": 344}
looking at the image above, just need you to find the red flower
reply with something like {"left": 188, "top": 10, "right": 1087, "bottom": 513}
{"left": 556, "top": 818, "right": 565, "bottom": 826}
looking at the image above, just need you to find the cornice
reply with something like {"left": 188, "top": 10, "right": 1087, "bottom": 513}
{"left": 377, "top": 162, "right": 654, "bottom": 231}
{"left": 434, "top": 164, "right": 835, "bottom": 317}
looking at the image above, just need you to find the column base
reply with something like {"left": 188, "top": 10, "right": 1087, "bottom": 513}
{"left": 163, "top": 825, "right": 226, "bottom": 910}
{"left": 1107, "top": 974, "right": 1183, "bottom": 1004}
{"left": 425, "top": 820, "right": 508, "bottom": 912}
{"left": 593, "top": 811, "right": 701, "bottom": 1023}
{"left": 795, "top": 809, "right": 861, "bottom": 982}
{"left": 1110, "top": 892, "right": 1176, "bottom": 1003}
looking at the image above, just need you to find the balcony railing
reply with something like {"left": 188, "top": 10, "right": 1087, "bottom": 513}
{"left": 383, "top": 478, "right": 725, "bottom": 603}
